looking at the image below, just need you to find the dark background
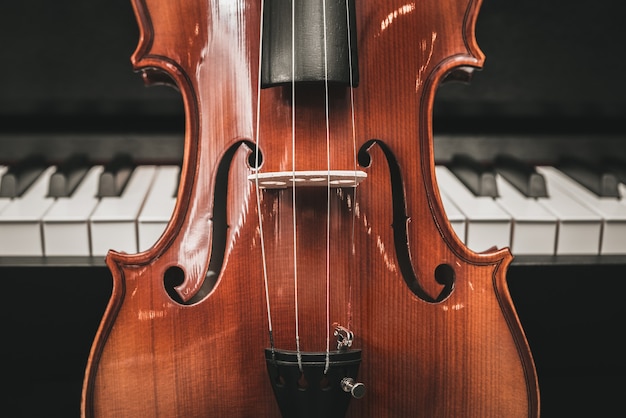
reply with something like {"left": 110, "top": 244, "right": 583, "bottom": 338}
{"left": 0, "top": 0, "right": 624, "bottom": 133}
{"left": 1, "top": 0, "right": 625, "bottom": 417}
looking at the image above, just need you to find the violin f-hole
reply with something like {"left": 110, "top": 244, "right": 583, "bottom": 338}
{"left": 359, "top": 139, "right": 455, "bottom": 303}
{"left": 163, "top": 140, "right": 261, "bottom": 305}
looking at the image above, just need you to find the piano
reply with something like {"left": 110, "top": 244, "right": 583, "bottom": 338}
{"left": 0, "top": 160, "right": 178, "bottom": 258}
{"left": 3, "top": 138, "right": 626, "bottom": 259}
{"left": 1, "top": 0, "right": 624, "bottom": 417}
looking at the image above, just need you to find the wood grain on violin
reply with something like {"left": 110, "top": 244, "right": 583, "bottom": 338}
{"left": 81, "top": 0, "right": 540, "bottom": 417}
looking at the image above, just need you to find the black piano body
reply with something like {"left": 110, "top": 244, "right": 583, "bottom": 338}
{"left": 1, "top": 0, "right": 625, "bottom": 417}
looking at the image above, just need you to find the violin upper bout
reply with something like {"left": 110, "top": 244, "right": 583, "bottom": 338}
{"left": 128, "top": 0, "right": 154, "bottom": 68}
{"left": 129, "top": 0, "right": 210, "bottom": 90}
{"left": 434, "top": 0, "right": 486, "bottom": 86}
{"left": 465, "top": 0, "right": 486, "bottom": 63}
{"left": 128, "top": 0, "right": 174, "bottom": 88}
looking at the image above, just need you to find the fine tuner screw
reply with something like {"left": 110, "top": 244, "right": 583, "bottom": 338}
{"left": 341, "top": 377, "right": 366, "bottom": 399}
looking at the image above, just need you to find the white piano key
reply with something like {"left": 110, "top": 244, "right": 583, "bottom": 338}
{"left": 532, "top": 167, "right": 602, "bottom": 255}
{"left": 42, "top": 165, "right": 104, "bottom": 256}
{"left": 137, "top": 165, "right": 179, "bottom": 252}
{"left": 435, "top": 166, "right": 511, "bottom": 252}
{"left": 0, "top": 166, "right": 10, "bottom": 213}
{"left": 538, "top": 166, "right": 626, "bottom": 255}
{"left": 438, "top": 189, "right": 466, "bottom": 244}
{"left": 89, "top": 165, "right": 157, "bottom": 257}
{"left": 0, "top": 166, "right": 56, "bottom": 256}
{"left": 494, "top": 174, "right": 558, "bottom": 255}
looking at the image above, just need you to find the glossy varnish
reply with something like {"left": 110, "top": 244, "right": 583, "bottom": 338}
{"left": 81, "top": 0, "right": 540, "bottom": 416}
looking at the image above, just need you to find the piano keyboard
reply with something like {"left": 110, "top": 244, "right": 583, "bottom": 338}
{"left": 438, "top": 155, "right": 626, "bottom": 256}
{"left": 1, "top": 155, "right": 625, "bottom": 258}
{"left": 0, "top": 159, "right": 179, "bottom": 257}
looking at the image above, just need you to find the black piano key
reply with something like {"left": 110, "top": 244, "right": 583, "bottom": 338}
{"left": 448, "top": 154, "right": 498, "bottom": 197}
{"left": 48, "top": 154, "right": 90, "bottom": 197}
{"left": 0, "top": 154, "right": 47, "bottom": 198}
{"left": 494, "top": 154, "right": 548, "bottom": 198}
{"left": 557, "top": 157, "right": 620, "bottom": 198}
{"left": 603, "top": 158, "right": 626, "bottom": 185}
{"left": 98, "top": 154, "right": 135, "bottom": 197}
{"left": 174, "top": 165, "right": 181, "bottom": 198}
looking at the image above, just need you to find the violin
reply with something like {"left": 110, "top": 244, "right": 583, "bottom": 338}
{"left": 81, "top": 0, "right": 540, "bottom": 416}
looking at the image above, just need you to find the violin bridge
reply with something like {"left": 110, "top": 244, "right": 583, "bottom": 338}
{"left": 249, "top": 170, "right": 366, "bottom": 189}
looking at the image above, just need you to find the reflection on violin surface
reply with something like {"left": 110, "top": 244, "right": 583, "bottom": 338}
{"left": 2, "top": 0, "right": 626, "bottom": 417}
{"left": 78, "top": 0, "right": 539, "bottom": 417}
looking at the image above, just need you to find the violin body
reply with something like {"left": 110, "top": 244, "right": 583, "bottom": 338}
{"left": 81, "top": 0, "right": 539, "bottom": 417}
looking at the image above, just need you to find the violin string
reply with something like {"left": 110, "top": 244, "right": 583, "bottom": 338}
{"left": 254, "top": 0, "right": 275, "bottom": 353}
{"left": 291, "top": 0, "right": 303, "bottom": 373}
{"left": 322, "top": 0, "right": 332, "bottom": 374}
{"left": 345, "top": 0, "right": 357, "bottom": 333}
